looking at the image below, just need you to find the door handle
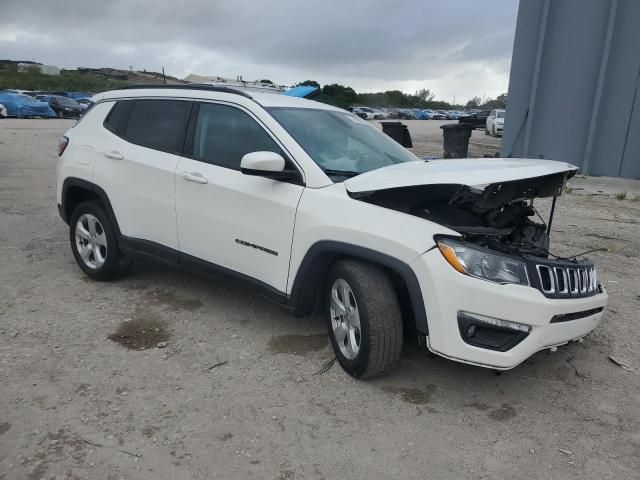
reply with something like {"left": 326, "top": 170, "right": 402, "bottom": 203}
{"left": 181, "top": 172, "right": 208, "bottom": 184}
{"left": 104, "top": 151, "right": 123, "bottom": 160}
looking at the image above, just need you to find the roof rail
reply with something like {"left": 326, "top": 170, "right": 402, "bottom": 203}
{"left": 119, "top": 84, "right": 253, "bottom": 99}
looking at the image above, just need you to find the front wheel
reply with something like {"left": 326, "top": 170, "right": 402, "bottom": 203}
{"left": 326, "top": 260, "right": 403, "bottom": 378}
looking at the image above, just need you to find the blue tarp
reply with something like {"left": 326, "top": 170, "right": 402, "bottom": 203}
{"left": 283, "top": 86, "right": 319, "bottom": 98}
{"left": 0, "top": 92, "right": 56, "bottom": 118}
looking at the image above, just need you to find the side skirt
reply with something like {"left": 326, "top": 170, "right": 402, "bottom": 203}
{"left": 118, "top": 235, "right": 290, "bottom": 306}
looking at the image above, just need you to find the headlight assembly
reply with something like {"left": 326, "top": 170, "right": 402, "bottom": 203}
{"left": 436, "top": 237, "right": 529, "bottom": 286}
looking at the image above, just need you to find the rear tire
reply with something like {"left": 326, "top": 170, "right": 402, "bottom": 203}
{"left": 69, "top": 201, "right": 132, "bottom": 281}
{"left": 326, "top": 260, "right": 403, "bottom": 379}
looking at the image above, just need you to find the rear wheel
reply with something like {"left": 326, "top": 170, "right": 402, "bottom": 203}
{"left": 326, "top": 260, "right": 403, "bottom": 378}
{"left": 69, "top": 201, "right": 132, "bottom": 280}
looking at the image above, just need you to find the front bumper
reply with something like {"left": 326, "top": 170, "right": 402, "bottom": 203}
{"left": 411, "top": 249, "right": 608, "bottom": 369}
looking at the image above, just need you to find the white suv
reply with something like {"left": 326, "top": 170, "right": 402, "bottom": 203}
{"left": 56, "top": 86, "right": 607, "bottom": 378}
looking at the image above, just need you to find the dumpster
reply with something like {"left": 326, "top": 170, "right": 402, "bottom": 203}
{"left": 440, "top": 123, "right": 474, "bottom": 158}
{"left": 381, "top": 121, "right": 412, "bottom": 148}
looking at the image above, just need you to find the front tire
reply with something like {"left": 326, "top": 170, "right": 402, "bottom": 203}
{"left": 69, "top": 201, "right": 132, "bottom": 281}
{"left": 326, "top": 260, "right": 403, "bottom": 378}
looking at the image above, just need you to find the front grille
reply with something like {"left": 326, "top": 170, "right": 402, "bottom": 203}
{"left": 535, "top": 264, "right": 598, "bottom": 297}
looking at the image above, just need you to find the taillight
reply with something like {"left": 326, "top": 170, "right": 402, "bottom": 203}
{"left": 58, "top": 136, "right": 69, "bottom": 156}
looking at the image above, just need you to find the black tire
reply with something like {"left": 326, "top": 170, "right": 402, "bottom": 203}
{"left": 326, "top": 260, "right": 403, "bottom": 379}
{"left": 69, "top": 201, "right": 132, "bottom": 281}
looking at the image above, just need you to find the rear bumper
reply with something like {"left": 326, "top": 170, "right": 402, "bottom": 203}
{"left": 412, "top": 249, "right": 608, "bottom": 369}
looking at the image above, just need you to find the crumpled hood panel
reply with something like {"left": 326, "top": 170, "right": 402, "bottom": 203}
{"left": 344, "top": 158, "right": 578, "bottom": 193}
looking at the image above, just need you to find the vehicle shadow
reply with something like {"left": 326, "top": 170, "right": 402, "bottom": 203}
{"left": 113, "top": 259, "right": 587, "bottom": 402}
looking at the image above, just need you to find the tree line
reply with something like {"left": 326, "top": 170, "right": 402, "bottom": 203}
{"left": 295, "top": 80, "right": 506, "bottom": 111}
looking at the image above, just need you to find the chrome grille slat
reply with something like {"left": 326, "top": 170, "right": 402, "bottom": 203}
{"left": 536, "top": 264, "right": 598, "bottom": 297}
{"left": 554, "top": 267, "right": 568, "bottom": 294}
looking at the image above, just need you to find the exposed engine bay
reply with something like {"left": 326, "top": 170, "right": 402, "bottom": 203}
{"left": 352, "top": 172, "right": 570, "bottom": 259}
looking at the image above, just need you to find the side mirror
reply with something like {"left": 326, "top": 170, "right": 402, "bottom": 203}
{"left": 240, "top": 151, "right": 285, "bottom": 174}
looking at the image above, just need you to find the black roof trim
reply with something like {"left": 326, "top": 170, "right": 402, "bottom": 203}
{"left": 119, "top": 84, "right": 253, "bottom": 99}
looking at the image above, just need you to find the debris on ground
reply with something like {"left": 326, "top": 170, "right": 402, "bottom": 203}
{"left": 203, "top": 360, "right": 228, "bottom": 372}
{"left": 313, "top": 357, "right": 337, "bottom": 375}
{"left": 609, "top": 355, "right": 633, "bottom": 372}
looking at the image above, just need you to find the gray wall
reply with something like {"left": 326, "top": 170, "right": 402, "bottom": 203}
{"left": 502, "top": 0, "right": 640, "bottom": 178}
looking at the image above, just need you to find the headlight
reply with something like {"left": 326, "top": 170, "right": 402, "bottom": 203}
{"left": 436, "top": 237, "right": 529, "bottom": 286}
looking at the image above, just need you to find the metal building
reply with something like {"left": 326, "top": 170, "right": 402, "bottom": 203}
{"left": 502, "top": 0, "right": 640, "bottom": 178}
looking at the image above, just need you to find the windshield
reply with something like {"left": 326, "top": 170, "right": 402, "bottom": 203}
{"left": 497, "top": 111, "right": 505, "bottom": 118}
{"left": 268, "top": 107, "right": 418, "bottom": 180}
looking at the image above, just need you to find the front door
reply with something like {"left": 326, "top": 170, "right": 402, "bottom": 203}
{"left": 175, "top": 102, "right": 304, "bottom": 293}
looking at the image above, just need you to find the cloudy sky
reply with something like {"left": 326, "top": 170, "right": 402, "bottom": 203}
{"left": 1, "top": 0, "right": 518, "bottom": 103}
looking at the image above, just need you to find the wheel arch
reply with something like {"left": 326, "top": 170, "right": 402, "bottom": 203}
{"left": 61, "top": 178, "right": 120, "bottom": 235}
{"left": 288, "top": 241, "right": 429, "bottom": 334}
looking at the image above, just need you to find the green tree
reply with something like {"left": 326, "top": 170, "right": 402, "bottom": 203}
{"left": 465, "top": 96, "right": 482, "bottom": 109}
{"left": 294, "top": 80, "right": 320, "bottom": 88}
{"left": 415, "top": 88, "right": 435, "bottom": 103}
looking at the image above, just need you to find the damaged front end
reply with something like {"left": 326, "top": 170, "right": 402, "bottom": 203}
{"left": 351, "top": 168, "right": 602, "bottom": 299}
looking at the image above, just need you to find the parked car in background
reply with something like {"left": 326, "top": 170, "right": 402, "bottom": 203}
{"left": 486, "top": 109, "right": 505, "bottom": 136}
{"left": 431, "top": 111, "right": 447, "bottom": 120}
{"left": 396, "top": 109, "right": 414, "bottom": 120}
{"left": 352, "top": 107, "right": 374, "bottom": 120}
{"left": 459, "top": 110, "right": 492, "bottom": 129}
{"left": 76, "top": 98, "right": 93, "bottom": 110}
{"left": 0, "top": 92, "right": 56, "bottom": 118}
{"left": 43, "top": 95, "right": 84, "bottom": 118}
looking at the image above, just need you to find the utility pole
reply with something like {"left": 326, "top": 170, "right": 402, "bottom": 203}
{"left": 162, "top": 67, "right": 166, "bottom": 84}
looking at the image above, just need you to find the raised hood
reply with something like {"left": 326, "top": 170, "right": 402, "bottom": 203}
{"left": 344, "top": 158, "right": 577, "bottom": 194}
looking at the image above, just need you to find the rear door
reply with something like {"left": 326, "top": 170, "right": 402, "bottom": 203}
{"left": 92, "top": 99, "right": 192, "bottom": 253}
{"left": 175, "top": 101, "right": 304, "bottom": 293}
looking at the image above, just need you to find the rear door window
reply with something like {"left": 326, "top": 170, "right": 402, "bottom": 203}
{"left": 190, "top": 103, "right": 284, "bottom": 170}
{"left": 122, "top": 99, "right": 191, "bottom": 154}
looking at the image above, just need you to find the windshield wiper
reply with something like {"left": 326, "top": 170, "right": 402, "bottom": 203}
{"left": 323, "top": 169, "right": 361, "bottom": 178}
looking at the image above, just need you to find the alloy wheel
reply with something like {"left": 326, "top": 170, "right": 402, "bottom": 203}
{"left": 75, "top": 213, "right": 107, "bottom": 269}
{"left": 330, "top": 278, "right": 362, "bottom": 360}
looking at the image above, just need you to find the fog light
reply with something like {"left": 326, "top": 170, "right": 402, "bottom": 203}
{"left": 467, "top": 324, "right": 477, "bottom": 338}
{"left": 458, "top": 311, "right": 531, "bottom": 352}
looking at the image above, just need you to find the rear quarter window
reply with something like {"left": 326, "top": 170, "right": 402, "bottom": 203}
{"left": 103, "top": 100, "right": 133, "bottom": 134}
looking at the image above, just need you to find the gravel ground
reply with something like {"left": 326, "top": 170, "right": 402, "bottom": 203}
{"left": 1, "top": 119, "right": 639, "bottom": 480}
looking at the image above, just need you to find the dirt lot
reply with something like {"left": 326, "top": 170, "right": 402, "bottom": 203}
{"left": 1, "top": 119, "right": 639, "bottom": 480}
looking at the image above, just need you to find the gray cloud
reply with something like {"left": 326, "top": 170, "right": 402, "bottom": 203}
{"left": 0, "top": 0, "right": 518, "bottom": 101}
